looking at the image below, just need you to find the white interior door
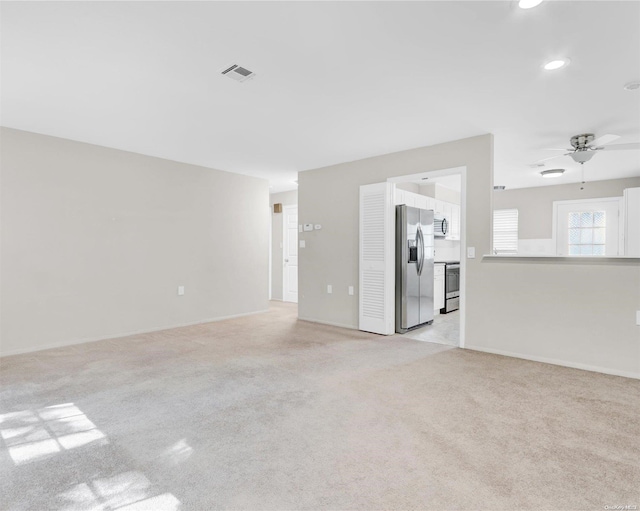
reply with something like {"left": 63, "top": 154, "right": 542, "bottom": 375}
{"left": 555, "top": 198, "right": 622, "bottom": 256}
{"left": 359, "top": 182, "right": 395, "bottom": 335}
{"left": 283, "top": 205, "right": 298, "bottom": 303}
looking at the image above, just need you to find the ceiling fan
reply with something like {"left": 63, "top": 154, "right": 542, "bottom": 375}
{"left": 535, "top": 133, "right": 640, "bottom": 165}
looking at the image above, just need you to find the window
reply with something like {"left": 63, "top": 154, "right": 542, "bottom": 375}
{"left": 493, "top": 209, "right": 518, "bottom": 254}
{"left": 554, "top": 198, "right": 622, "bottom": 256}
{"left": 568, "top": 211, "right": 606, "bottom": 255}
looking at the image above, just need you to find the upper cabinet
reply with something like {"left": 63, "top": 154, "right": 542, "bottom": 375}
{"left": 394, "top": 188, "right": 406, "bottom": 207}
{"left": 624, "top": 187, "right": 640, "bottom": 257}
{"left": 394, "top": 188, "right": 461, "bottom": 241}
{"left": 448, "top": 203, "right": 461, "bottom": 241}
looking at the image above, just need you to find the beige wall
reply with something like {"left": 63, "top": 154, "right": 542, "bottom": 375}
{"left": 0, "top": 128, "right": 270, "bottom": 356}
{"left": 269, "top": 190, "right": 298, "bottom": 300}
{"left": 419, "top": 183, "right": 461, "bottom": 204}
{"left": 493, "top": 177, "right": 640, "bottom": 240}
{"left": 395, "top": 182, "right": 420, "bottom": 193}
{"left": 298, "top": 134, "right": 640, "bottom": 378}
{"left": 470, "top": 259, "right": 640, "bottom": 376}
{"left": 298, "top": 134, "right": 494, "bottom": 331}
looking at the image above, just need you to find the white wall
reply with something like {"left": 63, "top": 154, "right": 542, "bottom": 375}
{"left": 298, "top": 134, "right": 640, "bottom": 378}
{"left": 0, "top": 128, "right": 270, "bottom": 356}
{"left": 269, "top": 190, "right": 298, "bottom": 300}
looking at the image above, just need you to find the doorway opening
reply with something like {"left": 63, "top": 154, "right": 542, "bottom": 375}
{"left": 269, "top": 192, "right": 298, "bottom": 306}
{"left": 282, "top": 205, "right": 298, "bottom": 303}
{"left": 386, "top": 167, "right": 466, "bottom": 348}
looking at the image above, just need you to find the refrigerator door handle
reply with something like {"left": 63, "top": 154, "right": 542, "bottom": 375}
{"left": 417, "top": 225, "right": 424, "bottom": 276}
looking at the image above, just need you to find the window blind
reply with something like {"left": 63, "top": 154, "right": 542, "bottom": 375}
{"left": 493, "top": 209, "right": 518, "bottom": 254}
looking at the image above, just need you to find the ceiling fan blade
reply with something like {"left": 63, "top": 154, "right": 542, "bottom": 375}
{"left": 589, "top": 134, "right": 620, "bottom": 148}
{"left": 534, "top": 153, "right": 568, "bottom": 164}
{"left": 543, "top": 148, "right": 573, "bottom": 151}
{"left": 597, "top": 142, "right": 640, "bottom": 151}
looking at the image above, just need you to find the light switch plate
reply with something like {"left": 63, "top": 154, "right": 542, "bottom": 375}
{"left": 178, "top": 286, "right": 185, "bottom": 296}
{"left": 299, "top": 240, "right": 306, "bottom": 248}
{"left": 467, "top": 247, "right": 476, "bottom": 259}
{"left": 348, "top": 286, "right": 354, "bottom": 296}
{"left": 636, "top": 310, "right": 640, "bottom": 326}
{"left": 327, "top": 284, "right": 332, "bottom": 294}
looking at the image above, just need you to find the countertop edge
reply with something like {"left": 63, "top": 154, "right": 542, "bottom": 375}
{"left": 482, "top": 255, "right": 640, "bottom": 264}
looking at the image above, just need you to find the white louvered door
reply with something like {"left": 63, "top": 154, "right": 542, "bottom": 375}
{"left": 359, "top": 182, "right": 395, "bottom": 335}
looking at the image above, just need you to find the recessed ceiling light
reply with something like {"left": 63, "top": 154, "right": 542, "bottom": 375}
{"left": 540, "top": 169, "right": 565, "bottom": 178}
{"left": 543, "top": 58, "right": 570, "bottom": 71}
{"left": 518, "top": 0, "right": 543, "bottom": 9}
{"left": 623, "top": 80, "right": 640, "bottom": 91}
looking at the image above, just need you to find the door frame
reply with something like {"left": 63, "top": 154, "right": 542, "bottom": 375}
{"left": 282, "top": 204, "right": 298, "bottom": 303}
{"left": 387, "top": 166, "right": 467, "bottom": 348}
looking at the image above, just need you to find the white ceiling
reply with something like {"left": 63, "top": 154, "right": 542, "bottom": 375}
{"left": 2, "top": 1, "right": 639, "bottom": 193}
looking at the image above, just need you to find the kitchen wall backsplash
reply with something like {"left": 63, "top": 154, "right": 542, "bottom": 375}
{"left": 434, "top": 239, "right": 460, "bottom": 262}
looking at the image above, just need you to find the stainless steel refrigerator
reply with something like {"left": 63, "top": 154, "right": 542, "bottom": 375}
{"left": 395, "top": 205, "right": 435, "bottom": 333}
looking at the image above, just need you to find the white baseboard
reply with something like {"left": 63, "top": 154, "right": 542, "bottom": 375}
{"left": 0, "top": 309, "right": 269, "bottom": 358}
{"left": 464, "top": 344, "right": 640, "bottom": 380}
{"left": 297, "top": 316, "right": 357, "bottom": 331}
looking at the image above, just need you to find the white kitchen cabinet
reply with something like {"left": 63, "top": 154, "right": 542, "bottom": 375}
{"left": 446, "top": 203, "right": 460, "bottom": 240}
{"left": 624, "top": 187, "right": 640, "bottom": 256}
{"left": 425, "top": 196, "right": 435, "bottom": 212}
{"left": 434, "top": 263, "right": 445, "bottom": 313}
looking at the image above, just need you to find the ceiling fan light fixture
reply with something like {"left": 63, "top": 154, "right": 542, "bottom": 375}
{"left": 570, "top": 151, "right": 596, "bottom": 164}
{"left": 518, "top": 0, "right": 543, "bottom": 8}
{"left": 543, "top": 58, "right": 570, "bottom": 71}
{"left": 540, "top": 169, "right": 565, "bottom": 178}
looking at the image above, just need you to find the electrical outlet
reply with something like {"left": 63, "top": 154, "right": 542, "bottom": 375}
{"left": 327, "top": 284, "right": 332, "bottom": 294}
{"left": 299, "top": 240, "right": 306, "bottom": 248}
{"left": 178, "top": 286, "right": 185, "bottom": 296}
{"left": 348, "top": 286, "right": 354, "bottom": 295}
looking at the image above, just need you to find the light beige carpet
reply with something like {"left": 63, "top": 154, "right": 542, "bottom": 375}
{"left": 1, "top": 301, "right": 638, "bottom": 510}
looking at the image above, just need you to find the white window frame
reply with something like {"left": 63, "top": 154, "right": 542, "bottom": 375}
{"left": 492, "top": 208, "right": 519, "bottom": 255}
{"left": 552, "top": 197, "right": 623, "bottom": 256}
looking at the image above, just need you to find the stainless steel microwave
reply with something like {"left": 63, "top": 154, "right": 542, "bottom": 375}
{"left": 434, "top": 216, "right": 448, "bottom": 237}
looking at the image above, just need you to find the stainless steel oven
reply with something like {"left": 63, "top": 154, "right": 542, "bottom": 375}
{"left": 441, "top": 262, "right": 459, "bottom": 313}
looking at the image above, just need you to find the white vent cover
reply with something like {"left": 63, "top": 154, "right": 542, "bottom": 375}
{"left": 220, "top": 64, "right": 255, "bottom": 82}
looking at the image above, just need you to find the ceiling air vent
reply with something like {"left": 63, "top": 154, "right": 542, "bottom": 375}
{"left": 221, "top": 64, "right": 256, "bottom": 82}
